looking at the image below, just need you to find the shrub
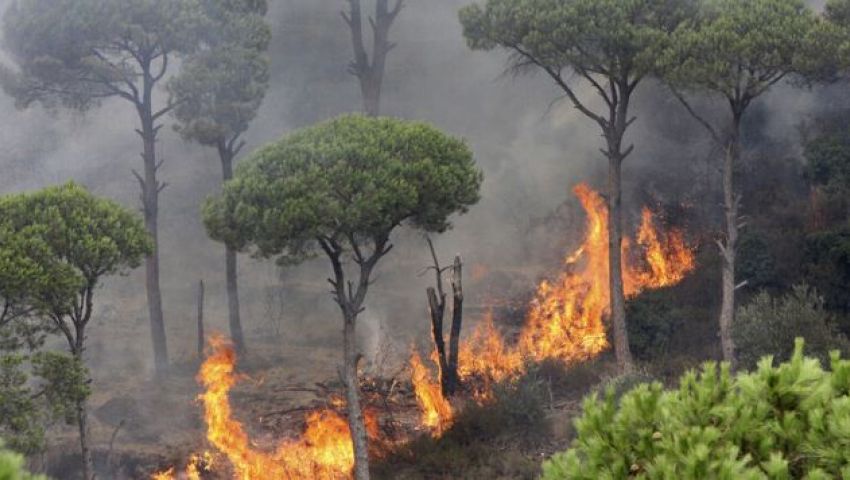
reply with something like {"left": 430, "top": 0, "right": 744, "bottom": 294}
{"left": 626, "top": 290, "right": 681, "bottom": 361}
{"left": 541, "top": 340, "right": 850, "bottom": 479}
{"left": 593, "top": 369, "right": 656, "bottom": 403}
{"left": 533, "top": 357, "right": 609, "bottom": 401}
{"left": 802, "top": 227, "right": 850, "bottom": 314}
{"left": 0, "top": 444, "right": 47, "bottom": 480}
{"left": 737, "top": 231, "right": 779, "bottom": 291}
{"left": 733, "top": 285, "right": 850, "bottom": 369}
{"left": 373, "top": 371, "right": 547, "bottom": 479}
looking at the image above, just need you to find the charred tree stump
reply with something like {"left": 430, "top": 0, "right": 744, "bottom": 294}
{"left": 446, "top": 255, "right": 463, "bottom": 396}
{"left": 424, "top": 238, "right": 464, "bottom": 396}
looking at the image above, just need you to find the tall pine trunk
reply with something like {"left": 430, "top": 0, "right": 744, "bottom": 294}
{"left": 138, "top": 75, "right": 168, "bottom": 375}
{"left": 76, "top": 396, "right": 94, "bottom": 480}
{"left": 71, "top": 331, "right": 93, "bottom": 480}
{"left": 219, "top": 147, "right": 245, "bottom": 353}
{"left": 605, "top": 81, "right": 635, "bottom": 374}
{"left": 718, "top": 113, "right": 742, "bottom": 365}
{"left": 607, "top": 156, "right": 633, "bottom": 374}
{"left": 342, "top": 311, "right": 370, "bottom": 480}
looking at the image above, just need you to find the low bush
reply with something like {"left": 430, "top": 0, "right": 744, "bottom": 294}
{"left": 0, "top": 444, "right": 46, "bottom": 480}
{"left": 373, "top": 371, "right": 548, "bottom": 479}
{"left": 626, "top": 290, "right": 680, "bottom": 361}
{"left": 532, "top": 357, "right": 610, "bottom": 402}
{"left": 733, "top": 285, "right": 850, "bottom": 369}
{"left": 592, "top": 369, "right": 656, "bottom": 404}
{"left": 541, "top": 340, "right": 850, "bottom": 479}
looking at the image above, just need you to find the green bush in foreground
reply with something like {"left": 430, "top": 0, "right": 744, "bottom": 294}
{"left": 542, "top": 339, "right": 850, "bottom": 479}
{"left": 0, "top": 445, "right": 46, "bottom": 480}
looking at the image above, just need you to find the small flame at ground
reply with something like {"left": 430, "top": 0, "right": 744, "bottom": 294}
{"left": 410, "top": 183, "right": 696, "bottom": 434}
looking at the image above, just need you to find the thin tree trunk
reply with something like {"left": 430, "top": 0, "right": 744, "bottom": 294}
{"left": 219, "top": 147, "right": 246, "bottom": 353}
{"left": 138, "top": 74, "right": 168, "bottom": 376}
{"left": 321, "top": 236, "right": 388, "bottom": 480}
{"left": 607, "top": 156, "right": 634, "bottom": 374}
{"left": 446, "top": 255, "right": 463, "bottom": 396}
{"left": 70, "top": 328, "right": 94, "bottom": 480}
{"left": 197, "top": 279, "right": 205, "bottom": 357}
{"left": 76, "top": 396, "right": 94, "bottom": 480}
{"left": 342, "top": 312, "right": 370, "bottom": 480}
{"left": 718, "top": 113, "right": 742, "bottom": 365}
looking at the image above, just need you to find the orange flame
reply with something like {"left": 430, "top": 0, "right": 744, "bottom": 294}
{"left": 409, "top": 184, "right": 696, "bottom": 427}
{"left": 409, "top": 351, "right": 454, "bottom": 435}
{"left": 458, "top": 313, "right": 523, "bottom": 384}
{"left": 630, "top": 207, "right": 695, "bottom": 289}
{"left": 519, "top": 184, "right": 695, "bottom": 364}
{"left": 154, "top": 334, "right": 379, "bottom": 479}
{"left": 159, "top": 182, "right": 695, "bottom": 472}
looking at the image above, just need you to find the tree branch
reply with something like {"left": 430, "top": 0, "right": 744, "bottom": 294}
{"left": 667, "top": 84, "right": 721, "bottom": 145}
{"left": 509, "top": 44, "right": 607, "bottom": 129}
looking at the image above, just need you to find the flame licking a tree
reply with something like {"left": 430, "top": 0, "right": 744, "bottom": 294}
{"left": 155, "top": 334, "right": 379, "bottom": 480}
{"left": 411, "top": 183, "right": 696, "bottom": 434}
{"left": 520, "top": 184, "right": 695, "bottom": 363}
{"left": 409, "top": 351, "right": 453, "bottom": 434}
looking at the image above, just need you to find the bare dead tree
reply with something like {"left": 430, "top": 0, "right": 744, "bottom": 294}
{"left": 423, "top": 237, "right": 464, "bottom": 396}
{"left": 341, "top": 0, "right": 404, "bottom": 116}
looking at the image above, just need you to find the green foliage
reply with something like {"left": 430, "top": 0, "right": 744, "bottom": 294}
{"left": 459, "top": 0, "right": 690, "bottom": 81}
{"left": 169, "top": 0, "right": 270, "bottom": 147}
{"left": 626, "top": 290, "right": 683, "bottom": 361}
{"left": 1, "top": 0, "right": 206, "bottom": 109}
{"left": 30, "top": 352, "right": 90, "bottom": 424}
{"left": 0, "top": 183, "right": 151, "bottom": 295}
{"left": 542, "top": 340, "right": 850, "bottom": 479}
{"left": 0, "top": 183, "right": 146, "bottom": 455}
{"left": 805, "top": 130, "right": 850, "bottom": 194}
{"left": 0, "top": 353, "right": 89, "bottom": 455}
{"left": 0, "top": 443, "right": 47, "bottom": 480}
{"left": 802, "top": 115, "right": 850, "bottom": 224}
{"left": 737, "top": 231, "right": 780, "bottom": 291}
{"left": 801, "top": 226, "right": 850, "bottom": 314}
{"left": 733, "top": 285, "right": 850, "bottom": 369}
{"left": 660, "top": 0, "right": 823, "bottom": 102}
{"left": 203, "top": 115, "right": 482, "bottom": 260}
{"left": 0, "top": 355, "right": 43, "bottom": 454}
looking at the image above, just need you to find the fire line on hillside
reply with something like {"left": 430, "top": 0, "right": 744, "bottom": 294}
{"left": 155, "top": 183, "right": 696, "bottom": 479}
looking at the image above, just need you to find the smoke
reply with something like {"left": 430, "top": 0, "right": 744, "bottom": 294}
{"left": 0, "top": 0, "right": 845, "bottom": 388}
